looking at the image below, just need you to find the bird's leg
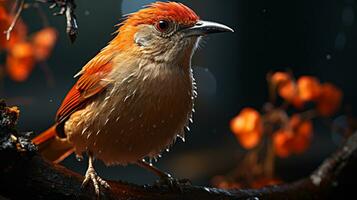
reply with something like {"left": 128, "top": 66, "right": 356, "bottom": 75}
{"left": 82, "top": 152, "right": 110, "bottom": 197}
{"left": 136, "top": 159, "right": 191, "bottom": 191}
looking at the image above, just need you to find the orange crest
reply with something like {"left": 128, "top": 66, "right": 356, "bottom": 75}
{"left": 124, "top": 2, "right": 199, "bottom": 27}
{"left": 112, "top": 2, "right": 200, "bottom": 51}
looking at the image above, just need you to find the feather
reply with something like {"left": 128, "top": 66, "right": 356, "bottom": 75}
{"left": 56, "top": 54, "right": 113, "bottom": 124}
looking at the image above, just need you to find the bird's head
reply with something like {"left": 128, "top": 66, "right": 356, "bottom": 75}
{"left": 111, "top": 2, "right": 233, "bottom": 65}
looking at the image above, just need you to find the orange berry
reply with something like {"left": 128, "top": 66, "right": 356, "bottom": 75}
{"left": 291, "top": 116, "right": 313, "bottom": 154}
{"left": 273, "top": 130, "right": 293, "bottom": 158}
{"left": 316, "top": 83, "right": 343, "bottom": 117}
{"left": 278, "top": 81, "right": 298, "bottom": 101}
{"left": 237, "top": 130, "right": 262, "bottom": 149}
{"left": 271, "top": 72, "right": 292, "bottom": 86}
{"left": 231, "top": 108, "right": 263, "bottom": 149}
{"left": 297, "top": 76, "right": 321, "bottom": 102}
{"left": 31, "top": 27, "right": 58, "bottom": 61}
{"left": 274, "top": 115, "right": 313, "bottom": 157}
{"left": 6, "top": 42, "right": 35, "bottom": 82}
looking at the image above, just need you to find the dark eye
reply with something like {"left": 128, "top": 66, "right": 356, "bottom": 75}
{"left": 155, "top": 20, "right": 170, "bottom": 32}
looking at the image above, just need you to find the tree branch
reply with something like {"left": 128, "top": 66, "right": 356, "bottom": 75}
{"left": 0, "top": 100, "right": 355, "bottom": 199}
{"left": 38, "top": 0, "right": 78, "bottom": 42}
{"left": 3, "top": 0, "right": 25, "bottom": 40}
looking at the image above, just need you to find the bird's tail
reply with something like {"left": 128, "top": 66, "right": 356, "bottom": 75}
{"left": 32, "top": 126, "right": 74, "bottom": 163}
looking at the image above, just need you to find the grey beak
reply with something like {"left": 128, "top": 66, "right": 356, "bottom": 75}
{"left": 183, "top": 20, "right": 234, "bottom": 37}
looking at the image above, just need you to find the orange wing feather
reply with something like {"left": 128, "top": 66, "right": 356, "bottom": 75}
{"left": 56, "top": 56, "right": 113, "bottom": 124}
{"left": 33, "top": 52, "right": 114, "bottom": 162}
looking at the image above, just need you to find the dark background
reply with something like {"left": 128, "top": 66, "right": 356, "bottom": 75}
{"left": 2, "top": 0, "right": 356, "bottom": 186}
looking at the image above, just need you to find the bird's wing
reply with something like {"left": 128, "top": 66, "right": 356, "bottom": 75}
{"left": 56, "top": 55, "right": 114, "bottom": 124}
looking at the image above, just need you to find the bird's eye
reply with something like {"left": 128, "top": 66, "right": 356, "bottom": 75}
{"left": 155, "top": 20, "right": 170, "bottom": 32}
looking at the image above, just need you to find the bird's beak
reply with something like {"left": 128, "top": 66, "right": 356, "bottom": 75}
{"left": 182, "top": 20, "right": 234, "bottom": 37}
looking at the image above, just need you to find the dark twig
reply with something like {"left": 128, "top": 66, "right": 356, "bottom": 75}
{"left": 4, "top": 0, "right": 25, "bottom": 40}
{"left": 38, "top": 0, "right": 78, "bottom": 42}
{"left": 0, "top": 100, "right": 356, "bottom": 199}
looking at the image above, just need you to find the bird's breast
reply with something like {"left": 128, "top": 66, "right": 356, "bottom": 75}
{"left": 65, "top": 61, "right": 195, "bottom": 165}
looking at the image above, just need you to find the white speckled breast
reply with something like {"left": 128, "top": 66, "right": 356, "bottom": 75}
{"left": 64, "top": 59, "right": 195, "bottom": 166}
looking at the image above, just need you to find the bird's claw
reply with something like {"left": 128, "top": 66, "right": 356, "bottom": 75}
{"left": 154, "top": 174, "right": 191, "bottom": 192}
{"left": 81, "top": 166, "right": 110, "bottom": 197}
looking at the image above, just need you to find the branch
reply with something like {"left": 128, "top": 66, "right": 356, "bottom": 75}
{"left": 0, "top": 100, "right": 355, "bottom": 199}
{"left": 39, "top": 0, "right": 78, "bottom": 42}
{"left": 3, "top": 0, "right": 25, "bottom": 40}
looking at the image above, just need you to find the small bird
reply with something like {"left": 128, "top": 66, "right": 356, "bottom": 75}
{"left": 33, "top": 1, "right": 233, "bottom": 195}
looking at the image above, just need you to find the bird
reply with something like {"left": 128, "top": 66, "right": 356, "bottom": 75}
{"left": 32, "top": 1, "right": 233, "bottom": 196}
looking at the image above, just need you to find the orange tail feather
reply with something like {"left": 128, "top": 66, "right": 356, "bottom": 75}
{"left": 32, "top": 125, "right": 74, "bottom": 163}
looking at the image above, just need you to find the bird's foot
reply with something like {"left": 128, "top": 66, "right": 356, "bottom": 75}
{"left": 82, "top": 166, "right": 110, "bottom": 197}
{"left": 154, "top": 174, "right": 191, "bottom": 192}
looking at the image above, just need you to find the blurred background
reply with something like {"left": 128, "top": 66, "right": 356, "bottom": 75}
{"left": 1, "top": 0, "right": 357, "bottom": 186}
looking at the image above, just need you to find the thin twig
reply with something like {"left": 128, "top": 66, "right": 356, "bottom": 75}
{"left": 4, "top": 0, "right": 25, "bottom": 41}
{"left": 10, "top": 0, "right": 20, "bottom": 14}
